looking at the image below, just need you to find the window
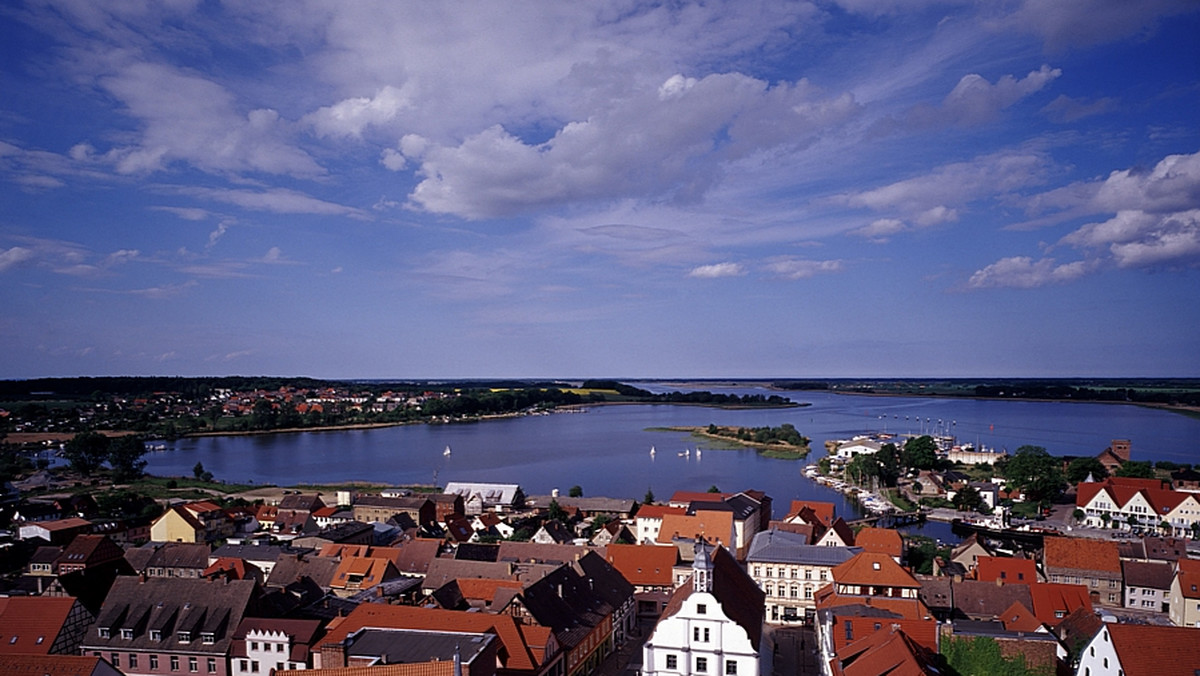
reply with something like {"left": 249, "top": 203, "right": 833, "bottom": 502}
{"left": 177, "top": 631, "right": 191, "bottom": 644}
{"left": 150, "top": 630, "right": 162, "bottom": 642}
{"left": 208, "top": 658, "right": 217, "bottom": 673}
{"left": 666, "top": 655, "right": 678, "bottom": 670}
{"left": 696, "top": 604, "right": 707, "bottom": 615}
{"left": 696, "top": 657, "right": 708, "bottom": 672}
{"left": 240, "top": 660, "right": 249, "bottom": 671}
{"left": 99, "top": 627, "right": 111, "bottom": 639}
{"left": 121, "top": 628, "right": 133, "bottom": 640}
{"left": 202, "top": 632, "right": 215, "bottom": 645}
{"left": 150, "top": 655, "right": 159, "bottom": 670}
{"left": 111, "top": 654, "right": 120, "bottom": 667}
{"left": 725, "top": 660, "right": 737, "bottom": 675}
{"left": 189, "top": 656, "right": 198, "bottom": 672}
{"left": 129, "top": 654, "right": 138, "bottom": 669}
{"left": 251, "top": 641, "right": 259, "bottom": 651}
{"left": 276, "top": 643, "right": 284, "bottom": 652}
{"left": 251, "top": 661, "right": 260, "bottom": 673}
{"left": 844, "top": 620, "right": 853, "bottom": 642}
{"left": 171, "top": 655, "right": 180, "bottom": 671}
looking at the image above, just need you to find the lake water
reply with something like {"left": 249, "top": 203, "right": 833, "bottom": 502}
{"left": 143, "top": 386, "right": 1200, "bottom": 529}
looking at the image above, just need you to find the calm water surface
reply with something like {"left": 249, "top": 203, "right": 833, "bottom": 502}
{"left": 143, "top": 386, "right": 1200, "bottom": 525}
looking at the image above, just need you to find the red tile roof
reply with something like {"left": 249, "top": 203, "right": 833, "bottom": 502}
{"left": 786, "top": 500, "right": 835, "bottom": 527}
{"left": 0, "top": 655, "right": 115, "bottom": 676}
{"left": 1178, "top": 558, "right": 1200, "bottom": 599}
{"left": 1042, "top": 536, "right": 1120, "bottom": 574}
{"left": 998, "top": 601, "right": 1044, "bottom": 633}
{"left": 1028, "top": 582, "right": 1092, "bottom": 626}
{"left": 605, "top": 543, "right": 679, "bottom": 587}
{"left": 1105, "top": 624, "right": 1200, "bottom": 676}
{"left": 975, "top": 555, "right": 1037, "bottom": 584}
{"left": 656, "top": 512, "right": 734, "bottom": 546}
{"left": 0, "top": 597, "right": 79, "bottom": 655}
{"left": 831, "top": 625, "right": 939, "bottom": 676}
{"left": 831, "top": 552, "right": 921, "bottom": 588}
{"left": 318, "top": 604, "right": 538, "bottom": 672}
{"left": 854, "top": 527, "right": 902, "bottom": 558}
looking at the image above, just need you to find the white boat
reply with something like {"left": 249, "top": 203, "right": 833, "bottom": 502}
{"left": 443, "top": 445, "right": 452, "bottom": 457}
{"left": 696, "top": 448, "right": 701, "bottom": 458}
{"left": 650, "top": 446, "right": 656, "bottom": 457}
{"left": 678, "top": 448, "right": 691, "bottom": 457}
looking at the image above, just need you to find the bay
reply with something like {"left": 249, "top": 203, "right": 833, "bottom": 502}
{"left": 142, "top": 386, "right": 1200, "bottom": 527}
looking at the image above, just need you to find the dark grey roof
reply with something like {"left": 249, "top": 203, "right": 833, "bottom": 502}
{"left": 145, "top": 542, "right": 211, "bottom": 570}
{"left": 211, "top": 542, "right": 312, "bottom": 563}
{"left": 265, "top": 553, "right": 340, "bottom": 589}
{"left": 723, "top": 494, "right": 761, "bottom": 520}
{"left": 85, "top": 577, "right": 256, "bottom": 655}
{"left": 1121, "top": 559, "right": 1173, "bottom": 590}
{"left": 346, "top": 627, "right": 494, "bottom": 665}
{"left": 952, "top": 619, "right": 1059, "bottom": 640}
{"left": 746, "top": 529, "right": 861, "bottom": 565}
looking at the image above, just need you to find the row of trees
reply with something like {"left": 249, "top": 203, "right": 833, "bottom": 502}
{"left": 62, "top": 432, "right": 148, "bottom": 482}
{"left": 706, "top": 423, "right": 808, "bottom": 447}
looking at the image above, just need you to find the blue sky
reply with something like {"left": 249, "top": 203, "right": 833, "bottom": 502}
{"left": 1, "top": 1, "right": 1198, "bottom": 379}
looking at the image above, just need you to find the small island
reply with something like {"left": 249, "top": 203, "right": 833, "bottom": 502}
{"left": 652, "top": 423, "right": 811, "bottom": 459}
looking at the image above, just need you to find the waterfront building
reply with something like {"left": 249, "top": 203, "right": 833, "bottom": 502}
{"left": 1077, "top": 477, "right": 1200, "bottom": 537}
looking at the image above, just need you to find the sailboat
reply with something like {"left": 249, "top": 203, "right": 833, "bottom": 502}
{"left": 443, "top": 445, "right": 452, "bottom": 457}
{"left": 678, "top": 448, "right": 690, "bottom": 457}
{"left": 695, "top": 448, "right": 701, "bottom": 459}
{"left": 649, "top": 446, "right": 656, "bottom": 458}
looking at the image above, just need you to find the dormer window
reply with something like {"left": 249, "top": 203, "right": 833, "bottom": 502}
{"left": 121, "top": 628, "right": 133, "bottom": 640}
{"left": 201, "top": 632, "right": 215, "bottom": 645}
{"left": 177, "top": 631, "right": 191, "bottom": 644}
{"left": 149, "top": 630, "right": 161, "bottom": 642}
{"left": 98, "top": 627, "right": 111, "bottom": 639}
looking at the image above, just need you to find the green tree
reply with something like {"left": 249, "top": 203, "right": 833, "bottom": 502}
{"left": 953, "top": 484, "right": 984, "bottom": 512}
{"left": 707, "top": 485, "right": 721, "bottom": 493}
{"left": 107, "top": 436, "right": 148, "bottom": 483}
{"left": 1066, "top": 457, "right": 1109, "bottom": 484}
{"left": 998, "top": 445, "right": 1064, "bottom": 508}
{"left": 902, "top": 436, "right": 939, "bottom": 470}
{"left": 643, "top": 488, "right": 655, "bottom": 505}
{"left": 569, "top": 485, "right": 583, "bottom": 498}
{"left": 547, "top": 499, "right": 567, "bottom": 523}
{"left": 63, "top": 431, "right": 110, "bottom": 476}
{"left": 943, "top": 636, "right": 1050, "bottom": 676}
{"left": 1072, "top": 508, "right": 1086, "bottom": 523}
{"left": 1114, "top": 461, "right": 1155, "bottom": 479}
{"left": 193, "top": 461, "right": 206, "bottom": 480}
{"left": 875, "top": 443, "right": 901, "bottom": 487}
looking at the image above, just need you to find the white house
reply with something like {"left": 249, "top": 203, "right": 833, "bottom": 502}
{"left": 1074, "top": 623, "right": 1200, "bottom": 676}
{"left": 833, "top": 438, "right": 881, "bottom": 460}
{"left": 642, "top": 541, "right": 764, "bottom": 676}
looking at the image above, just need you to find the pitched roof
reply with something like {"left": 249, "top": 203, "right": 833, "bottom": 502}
{"left": 656, "top": 512, "right": 735, "bottom": 547}
{"left": 85, "top": 577, "right": 257, "bottom": 654}
{"left": 1042, "top": 536, "right": 1120, "bottom": 574}
{"left": 997, "top": 601, "right": 1044, "bottom": 633}
{"left": 0, "top": 655, "right": 119, "bottom": 676}
{"left": 786, "top": 500, "right": 835, "bottom": 526}
{"left": 854, "top": 527, "right": 902, "bottom": 558}
{"left": 831, "top": 625, "right": 939, "bottom": 676}
{"left": 317, "top": 604, "right": 538, "bottom": 672}
{"left": 1105, "top": 624, "right": 1200, "bottom": 676}
{"left": 832, "top": 552, "right": 920, "bottom": 588}
{"left": 605, "top": 543, "right": 679, "bottom": 586}
{"left": 746, "top": 529, "right": 860, "bottom": 566}
{"left": 1121, "top": 560, "right": 1173, "bottom": 590}
{"left": 0, "top": 597, "right": 80, "bottom": 654}
{"left": 975, "top": 555, "right": 1037, "bottom": 584}
{"left": 658, "top": 544, "right": 763, "bottom": 647}
{"left": 1028, "top": 582, "right": 1092, "bottom": 626}
{"left": 950, "top": 579, "right": 1034, "bottom": 620}
{"left": 1177, "top": 557, "right": 1200, "bottom": 599}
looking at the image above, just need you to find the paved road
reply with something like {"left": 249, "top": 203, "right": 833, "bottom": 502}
{"left": 764, "top": 624, "right": 819, "bottom": 676}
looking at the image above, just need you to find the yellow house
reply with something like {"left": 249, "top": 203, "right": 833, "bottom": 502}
{"left": 149, "top": 505, "right": 205, "bottom": 543}
{"left": 1169, "top": 558, "right": 1200, "bottom": 628}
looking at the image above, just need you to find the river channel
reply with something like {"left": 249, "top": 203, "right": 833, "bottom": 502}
{"left": 142, "top": 385, "right": 1200, "bottom": 533}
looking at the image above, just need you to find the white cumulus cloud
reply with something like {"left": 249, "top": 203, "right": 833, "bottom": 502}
{"left": 689, "top": 262, "right": 745, "bottom": 278}
{"left": 967, "top": 256, "right": 1092, "bottom": 288}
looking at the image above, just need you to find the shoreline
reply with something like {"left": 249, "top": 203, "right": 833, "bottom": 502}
{"left": 653, "top": 425, "right": 811, "bottom": 458}
{"left": 823, "top": 389, "right": 1200, "bottom": 418}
